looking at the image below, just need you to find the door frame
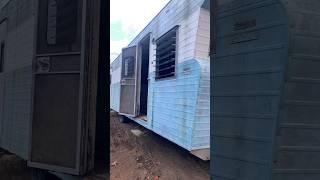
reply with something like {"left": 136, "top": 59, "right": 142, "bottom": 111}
{"left": 136, "top": 33, "right": 151, "bottom": 116}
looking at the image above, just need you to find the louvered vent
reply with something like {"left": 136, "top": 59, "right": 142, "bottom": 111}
{"left": 156, "top": 26, "right": 178, "bottom": 80}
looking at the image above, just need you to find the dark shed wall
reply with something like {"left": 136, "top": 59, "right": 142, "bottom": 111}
{"left": 211, "top": 0, "right": 288, "bottom": 179}
{"left": 0, "top": 0, "right": 35, "bottom": 159}
{"left": 274, "top": 0, "right": 320, "bottom": 179}
{"left": 212, "top": 0, "right": 320, "bottom": 179}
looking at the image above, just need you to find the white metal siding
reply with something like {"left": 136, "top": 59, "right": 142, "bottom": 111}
{"left": 111, "top": 0, "right": 207, "bottom": 103}
{"left": 110, "top": 0, "right": 211, "bottom": 152}
{"left": 110, "top": 56, "right": 122, "bottom": 111}
{"left": 125, "top": 0, "right": 206, "bottom": 70}
{"left": 146, "top": 60, "right": 202, "bottom": 150}
{"left": 111, "top": 56, "right": 122, "bottom": 84}
{"left": 177, "top": 9, "right": 201, "bottom": 63}
{"left": 147, "top": 9, "right": 201, "bottom": 74}
{"left": 192, "top": 59, "right": 210, "bottom": 149}
{"left": 195, "top": 8, "right": 210, "bottom": 61}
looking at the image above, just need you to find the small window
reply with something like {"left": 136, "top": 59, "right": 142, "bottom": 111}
{"left": 155, "top": 26, "right": 178, "bottom": 80}
{"left": 0, "top": 42, "right": 4, "bottom": 73}
{"left": 47, "top": 0, "right": 78, "bottom": 45}
{"left": 122, "top": 56, "right": 134, "bottom": 78}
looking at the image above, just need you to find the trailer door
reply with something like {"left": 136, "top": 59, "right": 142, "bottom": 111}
{"left": 28, "top": 0, "right": 100, "bottom": 175}
{"left": 119, "top": 46, "right": 138, "bottom": 116}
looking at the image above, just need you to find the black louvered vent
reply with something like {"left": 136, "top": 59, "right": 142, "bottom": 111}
{"left": 156, "top": 26, "right": 178, "bottom": 80}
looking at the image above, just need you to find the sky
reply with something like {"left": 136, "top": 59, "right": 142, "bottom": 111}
{"left": 110, "top": 0, "right": 170, "bottom": 63}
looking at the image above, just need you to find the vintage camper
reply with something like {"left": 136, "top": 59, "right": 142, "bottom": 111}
{"left": 110, "top": 0, "right": 210, "bottom": 160}
{"left": 211, "top": 0, "right": 320, "bottom": 179}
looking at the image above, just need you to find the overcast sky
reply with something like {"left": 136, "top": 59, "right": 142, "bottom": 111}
{"left": 110, "top": 0, "right": 170, "bottom": 63}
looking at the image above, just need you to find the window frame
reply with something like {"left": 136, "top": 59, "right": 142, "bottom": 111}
{"left": 47, "top": 0, "right": 78, "bottom": 45}
{"left": 122, "top": 56, "right": 135, "bottom": 78}
{"left": 155, "top": 25, "right": 179, "bottom": 81}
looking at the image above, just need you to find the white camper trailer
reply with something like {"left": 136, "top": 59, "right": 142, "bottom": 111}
{"left": 110, "top": 0, "right": 210, "bottom": 160}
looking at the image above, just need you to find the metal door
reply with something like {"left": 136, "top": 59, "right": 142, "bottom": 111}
{"left": 28, "top": 0, "right": 100, "bottom": 175}
{"left": 119, "top": 46, "right": 138, "bottom": 116}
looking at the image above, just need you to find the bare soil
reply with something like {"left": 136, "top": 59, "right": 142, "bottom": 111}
{"left": 110, "top": 111, "right": 210, "bottom": 180}
{"left": 0, "top": 149, "right": 32, "bottom": 180}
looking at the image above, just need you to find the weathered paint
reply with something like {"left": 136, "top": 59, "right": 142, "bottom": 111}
{"left": 125, "top": 59, "right": 210, "bottom": 151}
{"left": 110, "top": 0, "right": 210, "bottom": 155}
{"left": 192, "top": 59, "right": 210, "bottom": 150}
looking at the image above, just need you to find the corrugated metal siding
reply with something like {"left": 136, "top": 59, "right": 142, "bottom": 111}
{"left": 0, "top": 0, "right": 34, "bottom": 159}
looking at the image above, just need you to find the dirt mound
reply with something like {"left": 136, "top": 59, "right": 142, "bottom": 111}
{"left": 110, "top": 112, "right": 210, "bottom": 180}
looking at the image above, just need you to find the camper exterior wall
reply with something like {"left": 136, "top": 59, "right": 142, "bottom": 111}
{"left": 144, "top": 59, "right": 209, "bottom": 151}
{"left": 0, "top": 0, "right": 35, "bottom": 159}
{"left": 192, "top": 60, "right": 210, "bottom": 149}
{"left": 127, "top": 0, "right": 206, "bottom": 71}
{"left": 110, "top": 56, "right": 121, "bottom": 111}
{"left": 195, "top": 8, "right": 210, "bottom": 60}
{"left": 110, "top": 0, "right": 208, "bottom": 112}
{"left": 190, "top": 8, "right": 210, "bottom": 150}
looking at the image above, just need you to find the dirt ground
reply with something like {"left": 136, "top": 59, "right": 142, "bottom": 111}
{"left": 0, "top": 148, "right": 107, "bottom": 180}
{"left": 110, "top": 111, "right": 210, "bottom": 180}
{"left": 0, "top": 149, "right": 32, "bottom": 180}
